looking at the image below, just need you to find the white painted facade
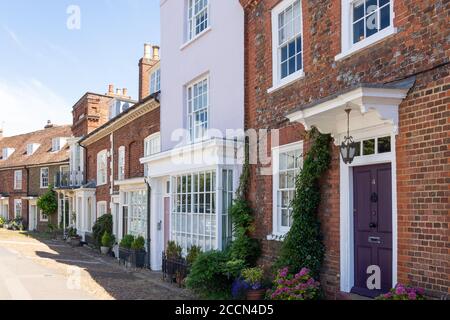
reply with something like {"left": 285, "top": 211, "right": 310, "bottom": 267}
{"left": 159, "top": 0, "right": 245, "bottom": 150}
{"left": 140, "top": 0, "right": 245, "bottom": 270}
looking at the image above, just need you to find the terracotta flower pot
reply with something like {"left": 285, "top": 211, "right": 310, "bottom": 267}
{"left": 246, "top": 289, "right": 266, "bottom": 300}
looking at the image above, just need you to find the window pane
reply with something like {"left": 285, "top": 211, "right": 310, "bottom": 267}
{"left": 366, "top": 12, "right": 378, "bottom": 37}
{"left": 281, "top": 209, "right": 289, "bottom": 227}
{"left": 281, "top": 46, "right": 288, "bottom": 62}
{"left": 353, "top": 19, "right": 365, "bottom": 43}
{"left": 281, "top": 61, "right": 288, "bottom": 79}
{"left": 380, "top": 0, "right": 390, "bottom": 6}
{"left": 363, "top": 139, "right": 375, "bottom": 155}
{"left": 353, "top": 0, "right": 365, "bottom": 22}
{"left": 377, "top": 136, "right": 391, "bottom": 154}
{"left": 354, "top": 141, "right": 361, "bottom": 157}
{"left": 288, "top": 57, "right": 296, "bottom": 75}
{"left": 380, "top": 4, "right": 390, "bottom": 30}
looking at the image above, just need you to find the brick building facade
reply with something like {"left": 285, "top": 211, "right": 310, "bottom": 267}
{"left": 240, "top": 0, "right": 449, "bottom": 298}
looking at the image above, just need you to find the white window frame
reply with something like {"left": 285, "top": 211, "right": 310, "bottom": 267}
{"left": 2, "top": 148, "right": 14, "bottom": 160}
{"left": 270, "top": 141, "right": 303, "bottom": 238}
{"left": 97, "top": 201, "right": 107, "bottom": 218}
{"left": 187, "top": 76, "right": 209, "bottom": 142}
{"left": 150, "top": 68, "right": 161, "bottom": 94}
{"left": 14, "top": 170, "right": 22, "bottom": 190}
{"left": 97, "top": 150, "right": 108, "bottom": 186}
{"left": 40, "top": 167, "right": 49, "bottom": 189}
{"left": 118, "top": 146, "right": 125, "bottom": 181}
{"left": 14, "top": 199, "right": 22, "bottom": 218}
{"left": 335, "top": 0, "right": 396, "bottom": 61}
{"left": 269, "top": 0, "right": 305, "bottom": 93}
{"left": 26, "top": 143, "right": 39, "bottom": 156}
{"left": 187, "top": 0, "right": 210, "bottom": 42}
{"left": 39, "top": 209, "right": 48, "bottom": 222}
{"left": 144, "top": 133, "right": 161, "bottom": 157}
{"left": 52, "top": 138, "right": 61, "bottom": 152}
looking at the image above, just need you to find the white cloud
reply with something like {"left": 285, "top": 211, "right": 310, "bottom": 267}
{"left": 0, "top": 78, "right": 71, "bottom": 136}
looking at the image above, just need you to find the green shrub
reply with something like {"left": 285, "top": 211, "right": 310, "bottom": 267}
{"left": 101, "top": 231, "right": 115, "bottom": 247}
{"left": 186, "top": 245, "right": 202, "bottom": 265}
{"left": 276, "top": 128, "right": 332, "bottom": 277}
{"left": 37, "top": 186, "right": 58, "bottom": 216}
{"left": 92, "top": 214, "right": 113, "bottom": 248}
{"left": 0, "top": 216, "right": 6, "bottom": 226}
{"left": 120, "top": 235, "right": 135, "bottom": 249}
{"left": 67, "top": 227, "right": 78, "bottom": 238}
{"left": 131, "top": 236, "right": 145, "bottom": 250}
{"left": 166, "top": 240, "right": 182, "bottom": 259}
{"left": 241, "top": 267, "right": 264, "bottom": 289}
{"left": 186, "top": 250, "right": 234, "bottom": 299}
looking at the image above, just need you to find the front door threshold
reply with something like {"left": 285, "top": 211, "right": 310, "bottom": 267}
{"left": 338, "top": 291, "right": 374, "bottom": 300}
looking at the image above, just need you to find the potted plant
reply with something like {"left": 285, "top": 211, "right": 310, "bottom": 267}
{"left": 130, "top": 236, "right": 146, "bottom": 268}
{"left": 376, "top": 284, "right": 426, "bottom": 300}
{"left": 267, "top": 267, "right": 321, "bottom": 300}
{"left": 164, "top": 241, "right": 183, "bottom": 282}
{"left": 101, "top": 231, "right": 115, "bottom": 255}
{"left": 67, "top": 227, "right": 82, "bottom": 247}
{"left": 119, "top": 234, "right": 135, "bottom": 265}
{"left": 242, "top": 267, "right": 265, "bottom": 300}
{"left": 0, "top": 216, "right": 5, "bottom": 228}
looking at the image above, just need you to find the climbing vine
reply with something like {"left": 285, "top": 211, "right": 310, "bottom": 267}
{"left": 228, "top": 138, "right": 260, "bottom": 266}
{"left": 276, "top": 127, "right": 332, "bottom": 277}
{"left": 37, "top": 185, "right": 58, "bottom": 216}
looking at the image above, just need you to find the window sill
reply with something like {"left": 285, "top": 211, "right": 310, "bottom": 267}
{"left": 180, "top": 27, "right": 212, "bottom": 51}
{"left": 266, "top": 232, "right": 288, "bottom": 241}
{"left": 267, "top": 71, "right": 305, "bottom": 94}
{"left": 335, "top": 26, "right": 397, "bottom": 61}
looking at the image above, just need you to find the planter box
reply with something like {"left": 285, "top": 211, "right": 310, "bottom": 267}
{"left": 131, "top": 249, "right": 146, "bottom": 268}
{"left": 70, "top": 237, "right": 82, "bottom": 247}
{"left": 119, "top": 247, "right": 131, "bottom": 265}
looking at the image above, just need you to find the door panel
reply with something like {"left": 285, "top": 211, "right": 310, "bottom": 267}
{"left": 164, "top": 197, "right": 170, "bottom": 250}
{"left": 352, "top": 163, "right": 392, "bottom": 297}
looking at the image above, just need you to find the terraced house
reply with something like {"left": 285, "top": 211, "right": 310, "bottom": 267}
{"left": 55, "top": 44, "right": 161, "bottom": 266}
{"left": 240, "top": 0, "right": 448, "bottom": 299}
{"left": 0, "top": 123, "right": 71, "bottom": 231}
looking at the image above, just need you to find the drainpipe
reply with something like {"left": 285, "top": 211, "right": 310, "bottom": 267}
{"left": 144, "top": 177, "right": 151, "bottom": 269}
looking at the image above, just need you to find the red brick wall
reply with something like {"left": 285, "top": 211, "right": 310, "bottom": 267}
{"left": 72, "top": 94, "right": 112, "bottom": 137}
{"left": 241, "top": 0, "right": 449, "bottom": 298}
{"left": 396, "top": 66, "right": 450, "bottom": 298}
{"left": 0, "top": 169, "right": 28, "bottom": 221}
{"left": 112, "top": 107, "right": 160, "bottom": 183}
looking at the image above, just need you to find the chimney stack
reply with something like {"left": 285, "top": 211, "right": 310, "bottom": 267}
{"left": 116, "top": 88, "right": 123, "bottom": 96}
{"left": 139, "top": 43, "right": 159, "bottom": 101}
{"left": 107, "top": 84, "right": 114, "bottom": 96}
{"left": 123, "top": 88, "right": 128, "bottom": 97}
{"left": 0, "top": 127, "right": 3, "bottom": 140}
{"left": 44, "top": 120, "right": 53, "bottom": 129}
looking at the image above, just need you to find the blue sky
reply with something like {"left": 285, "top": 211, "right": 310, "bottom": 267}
{"left": 0, "top": 0, "right": 160, "bottom": 136}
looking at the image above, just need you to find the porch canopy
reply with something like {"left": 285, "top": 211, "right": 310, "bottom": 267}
{"left": 285, "top": 77, "right": 415, "bottom": 144}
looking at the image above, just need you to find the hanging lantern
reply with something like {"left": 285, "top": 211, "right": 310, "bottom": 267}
{"left": 340, "top": 108, "right": 357, "bottom": 164}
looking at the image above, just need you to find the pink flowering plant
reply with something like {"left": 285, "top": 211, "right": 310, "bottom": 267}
{"left": 267, "top": 267, "right": 321, "bottom": 300}
{"left": 376, "top": 283, "right": 426, "bottom": 300}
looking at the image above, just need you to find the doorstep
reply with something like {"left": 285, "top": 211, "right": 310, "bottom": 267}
{"left": 337, "top": 292, "right": 374, "bottom": 300}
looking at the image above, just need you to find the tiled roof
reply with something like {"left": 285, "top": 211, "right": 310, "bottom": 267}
{"left": 0, "top": 125, "right": 71, "bottom": 169}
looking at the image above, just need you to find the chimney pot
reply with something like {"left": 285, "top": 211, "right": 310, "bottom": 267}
{"left": 116, "top": 88, "right": 123, "bottom": 96}
{"left": 152, "top": 46, "right": 160, "bottom": 60}
{"left": 144, "top": 43, "right": 152, "bottom": 60}
{"left": 123, "top": 88, "right": 128, "bottom": 97}
{"left": 45, "top": 120, "right": 53, "bottom": 129}
{"left": 108, "top": 84, "right": 114, "bottom": 95}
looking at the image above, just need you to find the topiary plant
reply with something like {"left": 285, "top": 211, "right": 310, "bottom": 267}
{"left": 37, "top": 185, "right": 58, "bottom": 216}
{"left": 276, "top": 127, "right": 332, "bottom": 277}
{"left": 131, "top": 236, "right": 145, "bottom": 251}
{"left": 186, "top": 245, "right": 202, "bottom": 265}
{"left": 166, "top": 240, "right": 183, "bottom": 259}
{"left": 101, "top": 231, "right": 115, "bottom": 247}
{"left": 92, "top": 214, "right": 113, "bottom": 248}
{"left": 120, "top": 234, "right": 135, "bottom": 249}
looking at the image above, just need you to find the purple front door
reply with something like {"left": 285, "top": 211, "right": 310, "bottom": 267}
{"left": 352, "top": 163, "right": 392, "bottom": 297}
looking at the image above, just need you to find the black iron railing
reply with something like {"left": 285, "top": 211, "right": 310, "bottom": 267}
{"left": 162, "top": 251, "right": 190, "bottom": 283}
{"left": 54, "top": 171, "right": 84, "bottom": 188}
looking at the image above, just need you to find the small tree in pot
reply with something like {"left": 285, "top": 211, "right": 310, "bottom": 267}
{"left": 242, "top": 267, "right": 265, "bottom": 300}
{"left": 67, "top": 227, "right": 82, "bottom": 247}
{"left": 101, "top": 231, "right": 115, "bottom": 255}
{"left": 131, "top": 236, "right": 146, "bottom": 268}
{"left": 119, "top": 235, "right": 134, "bottom": 265}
